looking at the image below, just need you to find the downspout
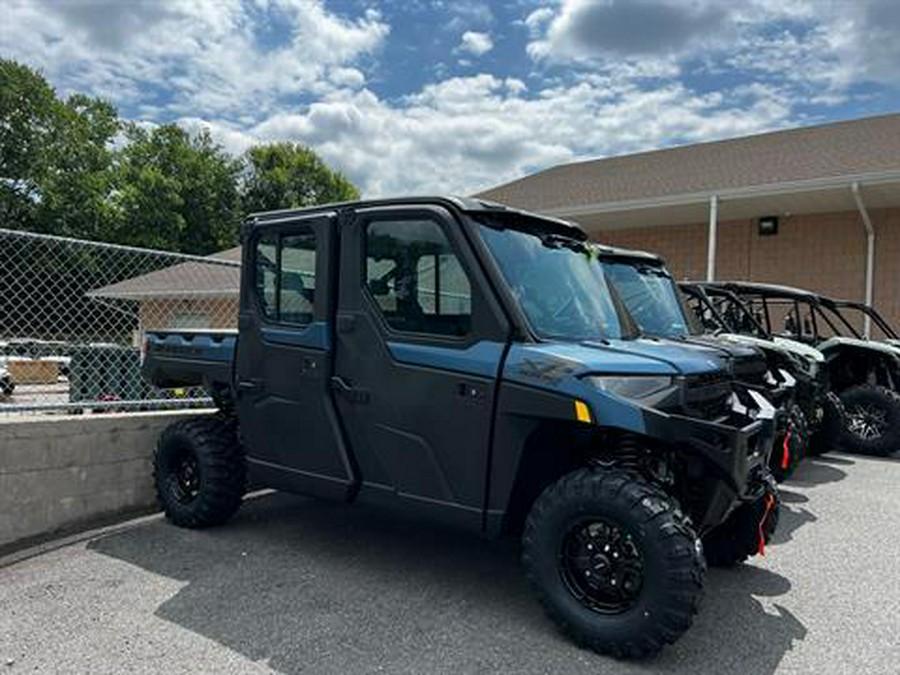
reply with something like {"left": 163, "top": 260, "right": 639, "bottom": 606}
{"left": 851, "top": 181, "right": 874, "bottom": 338}
{"left": 706, "top": 194, "right": 719, "bottom": 282}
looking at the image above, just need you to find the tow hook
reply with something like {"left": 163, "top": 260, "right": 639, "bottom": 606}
{"left": 757, "top": 493, "right": 776, "bottom": 556}
{"left": 780, "top": 429, "right": 792, "bottom": 470}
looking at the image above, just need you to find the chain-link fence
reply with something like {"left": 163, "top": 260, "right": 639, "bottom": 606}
{"left": 0, "top": 228, "right": 241, "bottom": 415}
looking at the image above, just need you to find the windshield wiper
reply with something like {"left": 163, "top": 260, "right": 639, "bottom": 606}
{"left": 540, "top": 233, "right": 587, "bottom": 252}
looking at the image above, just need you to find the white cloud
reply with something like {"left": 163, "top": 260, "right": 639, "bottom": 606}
{"left": 0, "top": 0, "right": 388, "bottom": 118}
{"left": 458, "top": 31, "right": 494, "bottom": 57}
{"left": 816, "top": 0, "right": 900, "bottom": 86}
{"left": 188, "top": 72, "right": 793, "bottom": 198}
{"left": 529, "top": 0, "right": 729, "bottom": 61}
{"left": 526, "top": 0, "right": 900, "bottom": 97}
{"left": 1, "top": 0, "right": 895, "bottom": 204}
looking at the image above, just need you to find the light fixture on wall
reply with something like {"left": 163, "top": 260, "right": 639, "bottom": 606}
{"left": 758, "top": 216, "right": 779, "bottom": 236}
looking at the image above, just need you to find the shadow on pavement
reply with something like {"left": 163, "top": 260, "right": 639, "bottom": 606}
{"left": 786, "top": 456, "right": 849, "bottom": 488}
{"left": 89, "top": 493, "right": 804, "bottom": 675}
{"left": 770, "top": 498, "right": 817, "bottom": 546}
{"left": 777, "top": 489, "right": 809, "bottom": 505}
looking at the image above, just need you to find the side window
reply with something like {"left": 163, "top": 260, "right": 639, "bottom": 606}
{"left": 254, "top": 229, "right": 317, "bottom": 325}
{"left": 255, "top": 235, "right": 278, "bottom": 318}
{"left": 365, "top": 218, "right": 472, "bottom": 336}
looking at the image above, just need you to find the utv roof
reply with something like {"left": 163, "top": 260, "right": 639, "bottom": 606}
{"left": 246, "top": 195, "right": 587, "bottom": 241}
{"left": 591, "top": 244, "right": 664, "bottom": 265}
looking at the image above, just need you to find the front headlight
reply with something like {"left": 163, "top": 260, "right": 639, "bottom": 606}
{"left": 587, "top": 375, "right": 674, "bottom": 399}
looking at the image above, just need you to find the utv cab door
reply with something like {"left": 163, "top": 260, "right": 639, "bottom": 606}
{"left": 235, "top": 211, "right": 355, "bottom": 500}
{"left": 333, "top": 204, "right": 510, "bottom": 531}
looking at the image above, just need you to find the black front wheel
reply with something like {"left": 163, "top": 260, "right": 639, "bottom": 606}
{"left": 840, "top": 385, "right": 900, "bottom": 457}
{"left": 702, "top": 472, "right": 780, "bottom": 567}
{"left": 154, "top": 416, "right": 246, "bottom": 528}
{"left": 807, "top": 392, "right": 846, "bottom": 456}
{"left": 769, "top": 411, "right": 804, "bottom": 483}
{"left": 522, "top": 469, "right": 705, "bottom": 659}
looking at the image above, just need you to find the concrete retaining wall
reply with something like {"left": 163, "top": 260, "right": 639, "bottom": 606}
{"left": 0, "top": 409, "right": 212, "bottom": 550}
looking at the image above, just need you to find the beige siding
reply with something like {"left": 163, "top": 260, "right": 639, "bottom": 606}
{"left": 138, "top": 298, "right": 239, "bottom": 333}
{"left": 598, "top": 207, "right": 900, "bottom": 331}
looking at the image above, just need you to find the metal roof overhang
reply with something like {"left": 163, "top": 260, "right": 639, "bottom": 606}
{"left": 540, "top": 170, "right": 900, "bottom": 234}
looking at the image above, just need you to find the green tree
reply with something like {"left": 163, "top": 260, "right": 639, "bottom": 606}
{"left": 2, "top": 60, "right": 360, "bottom": 253}
{"left": 39, "top": 94, "right": 121, "bottom": 240}
{"left": 113, "top": 123, "right": 242, "bottom": 254}
{"left": 241, "top": 142, "right": 359, "bottom": 214}
{"left": 0, "top": 59, "right": 60, "bottom": 228}
{"left": 0, "top": 59, "right": 120, "bottom": 238}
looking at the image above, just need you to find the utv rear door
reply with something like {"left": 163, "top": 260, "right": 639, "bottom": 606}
{"left": 235, "top": 212, "right": 355, "bottom": 500}
{"left": 332, "top": 204, "right": 510, "bottom": 530}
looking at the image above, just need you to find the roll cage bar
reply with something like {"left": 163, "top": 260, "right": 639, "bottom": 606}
{"left": 679, "top": 283, "right": 770, "bottom": 339}
{"left": 708, "top": 282, "right": 863, "bottom": 343}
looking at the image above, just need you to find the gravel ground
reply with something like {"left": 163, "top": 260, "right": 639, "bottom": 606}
{"left": 1, "top": 452, "right": 899, "bottom": 674}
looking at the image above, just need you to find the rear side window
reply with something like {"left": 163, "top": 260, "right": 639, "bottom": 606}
{"left": 254, "top": 229, "right": 317, "bottom": 325}
{"left": 365, "top": 218, "right": 471, "bottom": 337}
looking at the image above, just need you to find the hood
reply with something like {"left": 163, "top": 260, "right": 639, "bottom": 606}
{"left": 818, "top": 336, "right": 900, "bottom": 359}
{"left": 715, "top": 333, "right": 826, "bottom": 364}
{"left": 769, "top": 336, "right": 826, "bottom": 363}
{"left": 505, "top": 339, "right": 728, "bottom": 380}
{"left": 674, "top": 334, "right": 763, "bottom": 361}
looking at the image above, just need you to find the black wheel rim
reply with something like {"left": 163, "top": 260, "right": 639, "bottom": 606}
{"left": 559, "top": 518, "right": 644, "bottom": 615}
{"left": 847, "top": 403, "right": 888, "bottom": 440}
{"left": 168, "top": 447, "right": 201, "bottom": 504}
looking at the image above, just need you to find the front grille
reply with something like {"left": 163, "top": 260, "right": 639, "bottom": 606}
{"left": 683, "top": 371, "right": 732, "bottom": 420}
{"left": 732, "top": 356, "right": 768, "bottom": 386}
{"left": 686, "top": 371, "right": 730, "bottom": 389}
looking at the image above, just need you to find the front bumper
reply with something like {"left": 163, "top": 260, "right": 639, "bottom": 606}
{"left": 641, "top": 387, "right": 776, "bottom": 532}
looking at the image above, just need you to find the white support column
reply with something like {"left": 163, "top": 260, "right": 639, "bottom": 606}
{"left": 851, "top": 182, "right": 875, "bottom": 338}
{"left": 706, "top": 194, "right": 719, "bottom": 282}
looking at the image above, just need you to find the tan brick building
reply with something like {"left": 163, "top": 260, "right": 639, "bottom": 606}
{"left": 477, "top": 114, "right": 900, "bottom": 335}
{"left": 89, "top": 247, "right": 242, "bottom": 341}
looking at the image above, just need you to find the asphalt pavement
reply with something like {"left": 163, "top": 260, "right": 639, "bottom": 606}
{"left": 2, "top": 452, "right": 899, "bottom": 674}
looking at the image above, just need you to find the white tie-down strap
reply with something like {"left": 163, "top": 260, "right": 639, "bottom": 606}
{"left": 729, "top": 392, "right": 748, "bottom": 417}
{"left": 778, "top": 369, "right": 797, "bottom": 388}
{"left": 746, "top": 389, "right": 777, "bottom": 421}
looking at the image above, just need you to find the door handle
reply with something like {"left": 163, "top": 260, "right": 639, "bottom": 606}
{"left": 237, "top": 378, "right": 264, "bottom": 392}
{"left": 457, "top": 382, "right": 486, "bottom": 401}
{"left": 330, "top": 376, "right": 370, "bottom": 404}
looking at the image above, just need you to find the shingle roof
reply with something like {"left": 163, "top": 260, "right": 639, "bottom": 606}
{"left": 475, "top": 114, "right": 900, "bottom": 212}
{"left": 89, "top": 247, "right": 242, "bottom": 300}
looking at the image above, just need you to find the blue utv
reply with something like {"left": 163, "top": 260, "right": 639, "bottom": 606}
{"left": 142, "top": 197, "right": 777, "bottom": 659}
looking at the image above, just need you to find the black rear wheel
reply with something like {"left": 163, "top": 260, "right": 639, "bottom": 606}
{"left": 840, "top": 385, "right": 900, "bottom": 457}
{"left": 154, "top": 416, "right": 246, "bottom": 528}
{"left": 522, "top": 469, "right": 704, "bottom": 659}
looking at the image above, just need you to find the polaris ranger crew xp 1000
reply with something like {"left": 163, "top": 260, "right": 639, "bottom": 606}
{"left": 143, "top": 197, "right": 776, "bottom": 659}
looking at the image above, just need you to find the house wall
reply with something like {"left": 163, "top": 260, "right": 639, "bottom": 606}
{"left": 138, "top": 298, "right": 240, "bottom": 333}
{"left": 597, "top": 207, "right": 900, "bottom": 331}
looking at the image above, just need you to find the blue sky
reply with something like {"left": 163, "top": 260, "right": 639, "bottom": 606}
{"left": 2, "top": 0, "right": 899, "bottom": 197}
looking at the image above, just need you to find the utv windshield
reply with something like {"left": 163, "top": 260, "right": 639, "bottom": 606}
{"left": 600, "top": 260, "right": 698, "bottom": 338}
{"left": 477, "top": 221, "right": 633, "bottom": 341}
